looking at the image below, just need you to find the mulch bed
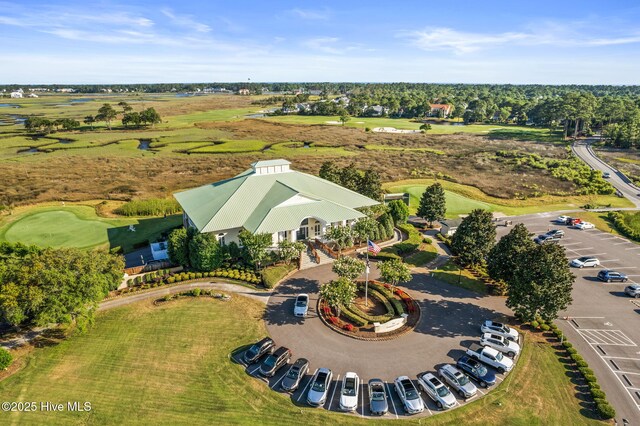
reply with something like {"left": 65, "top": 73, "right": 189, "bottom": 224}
{"left": 319, "top": 285, "right": 421, "bottom": 341}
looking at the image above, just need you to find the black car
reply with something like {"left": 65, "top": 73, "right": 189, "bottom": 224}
{"left": 597, "top": 270, "right": 628, "bottom": 283}
{"left": 281, "top": 358, "right": 310, "bottom": 392}
{"left": 456, "top": 356, "right": 497, "bottom": 388}
{"left": 259, "top": 346, "right": 292, "bottom": 377}
{"left": 244, "top": 337, "right": 275, "bottom": 364}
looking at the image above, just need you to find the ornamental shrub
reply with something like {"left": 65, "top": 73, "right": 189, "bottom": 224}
{"left": 579, "top": 367, "right": 594, "bottom": 376}
{"left": 575, "top": 360, "right": 588, "bottom": 368}
{"left": 596, "top": 401, "right": 616, "bottom": 419}
{"left": 530, "top": 320, "right": 539, "bottom": 329}
{"left": 540, "top": 324, "right": 550, "bottom": 331}
{"left": 588, "top": 382, "right": 601, "bottom": 391}
{"left": 167, "top": 277, "right": 175, "bottom": 284}
{"left": 0, "top": 348, "right": 12, "bottom": 370}
{"left": 563, "top": 341, "right": 573, "bottom": 349}
{"left": 195, "top": 272, "right": 202, "bottom": 279}
{"left": 570, "top": 352, "right": 582, "bottom": 361}
{"left": 583, "top": 374, "right": 597, "bottom": 383}
{"left": 591, "top": 389, "right": 606, "bottom": 400}
{"left": 340, "top": 306, "right": 368, "bottom": 327}
{"left": 192, "top": 288, "right": 201, "bottom": 297}
{"left": 343, "top": 323, "right": 355, "bottom": 332}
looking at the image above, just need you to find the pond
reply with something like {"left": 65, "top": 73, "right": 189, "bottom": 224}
{"left": 69, "top": 98, "right": 94, "bottom": 103}
{"left": 303, "top": 141, "right": 311, "bottom": 148}
{"left": 138, "top": 139, "right": 151, "bottom": 150}
{"left": 0, "top": 104, "right": 21, "bottom": 108}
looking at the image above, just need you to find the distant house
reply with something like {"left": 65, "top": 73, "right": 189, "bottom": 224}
{"left": 238, "top": 88, "right": 250, "bottom": 95}
{"left": 439, "top": 218, "right": 463, "bottom": 236}
{"left": 363, "top": 105, "right": 388, "bottom": 116}
{"left": 10, "top": 91, "right": 23, "bottom": 98}
{"left": 429, "top": 104, "right": 453, "bottom": 118}
{"left": 27, "top": 93, "right": 39, "bottom": 98}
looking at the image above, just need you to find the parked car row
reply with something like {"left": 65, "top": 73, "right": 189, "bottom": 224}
{"left": 242, "top": 321, "right": 520, "bottom": 416}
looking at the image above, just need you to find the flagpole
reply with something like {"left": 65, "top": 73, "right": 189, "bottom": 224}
{"left": 365, "top": 240, "right": 370, "bottom": 307}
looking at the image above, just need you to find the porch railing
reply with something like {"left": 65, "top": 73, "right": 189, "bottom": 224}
{"left": 314, "top": 238, "right": 340, "bottom": 259}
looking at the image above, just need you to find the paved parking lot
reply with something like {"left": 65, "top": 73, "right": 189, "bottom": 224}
{"left": 231, "top": 349, "right": 503, "bottom": 419}
{"left": 243, "top": 264, "right": 517, "bottom": 419}
{"left": 497, "top": 212, "right": 640, "bottom": 423}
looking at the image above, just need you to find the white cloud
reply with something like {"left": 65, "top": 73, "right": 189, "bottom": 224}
{"left": 301, "top": 37, "right": 361, "bottom": 55}
{"left": 288, "top": 8, "right": 330, "bottom": 20}
{"left": 161, "top": 8, "right": 211, "bottom": 33}
{"left": 402, "top": 25, "right": 640, "bottom": 54}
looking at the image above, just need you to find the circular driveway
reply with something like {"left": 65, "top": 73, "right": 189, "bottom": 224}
{"left": 264, "top": 263, "right": 513, "bottom": 385}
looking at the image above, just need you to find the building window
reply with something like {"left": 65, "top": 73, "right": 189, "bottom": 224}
{"left": 300, "top": 218, "right": 309, "bottom": 226}
{"left": 278, "top": 231, "right": 288, "bottom": 242}
{"left": 314, "top": 223, "right": 321, "bottom": 236}
{"left": 217, "top": 233, "right": 226, "bottom": 246}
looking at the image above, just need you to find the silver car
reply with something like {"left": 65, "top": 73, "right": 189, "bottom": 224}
{"left": 307, "top": 368, "right": 332, "bottom": 407}
{"left": 625, "top": 284, "right": 640, "bottom": 298}
{"left": 394, "top": 376, "right": 424, "bottom": 414}
{"left": 417, "top": 372, "right": 456, "bottom": 410}
{"left": 438, "top": 364, "right": 478, "bottom": 399}
{"left": 368, "top": 378, "right": 388, "bottom": 416}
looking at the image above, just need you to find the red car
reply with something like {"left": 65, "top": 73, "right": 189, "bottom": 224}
{"left": 568, "top": 218, "right": 582, "bottom": 226}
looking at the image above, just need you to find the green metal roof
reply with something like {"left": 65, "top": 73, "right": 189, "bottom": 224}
{"left": 173, "top": 160, "right": 379, "bottom": 233}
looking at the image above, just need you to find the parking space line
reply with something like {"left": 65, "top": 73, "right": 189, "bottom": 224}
{"left": 270, "top": 371, "right": 287, "bottom": 390}
{"left": 603, "top": 356, "right": 640, "bottom": 361}
{"left": 611, "top": 267, "right": 639, "bottom": 269}
{"left": 477, "top": 388, "right": 486, "bottom": 396}
{"left": 591, "top": 331, "right": 622, "bottom": 345}
{"left": 616, "top": 371, "right": 640, "bottom": 376}
{"left": 385, "top": 382, "right": 399, "bottom": 419}
{"left": 249, "top": 365, "right": 261, "bottom": 376}
{"left": 614, "top": 242, "right": 632, "bottom": 246}
{"left": 567, "top": 320, "right": 640, "bottom": 413}
{"left": 626, "top": 246, "right": 640, "bottom": 250}
{"left": 327, "top": 374, "right": 340, "bottom": 410}
{"left": 297, "top": 369, "right": 317, "bottom": 402}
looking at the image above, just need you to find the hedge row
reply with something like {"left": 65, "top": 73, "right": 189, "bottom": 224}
{"left": 369, "top": 289, "right": 395, "bottom": 317}
{"left": 549, "top": 324, "right": 616, "bottom": 419}
{"left": 368, "top": 283, "right": 405, "bottom": 316}
{"left": 608, "top": 211, "right": 640, "bottom": 242}
{"left": 339, "top": 305, "right": 368, "bottom": 327}
{"left": 348, "top": 301, "right": 392, "bottom": 324}
{"left": 394, "top": 223, "right": 422, "bottom": 255}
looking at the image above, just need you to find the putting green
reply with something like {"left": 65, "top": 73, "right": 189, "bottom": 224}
{"left": 400, "top": 185, "right": 494, "bottom": 218}
{"left": 3, "top": 210, "right": 111, "bottom": 249}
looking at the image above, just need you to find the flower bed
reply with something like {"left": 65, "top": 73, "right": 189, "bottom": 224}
{"left": 318, "top": 281, "right": 421, "bottom": 340}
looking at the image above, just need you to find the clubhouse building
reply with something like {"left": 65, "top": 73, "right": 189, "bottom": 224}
{"left": 173, "top": 159, "right": 380, "bottom": 246}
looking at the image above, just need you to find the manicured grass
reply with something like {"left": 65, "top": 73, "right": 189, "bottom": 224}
{"left": 385, "top": 179, "right": 634, "bottom": 218}
{"left": 261, "top": 263, "right": 296, "bottom": 288}
{"left": 0, "top": 297, "right": 603, "bottom": 425}
{"left": 404, "top": 243, "right": 438, "bottom": 267}
{"left": 431, "top": 259, "right": 488, "bottom": 294}
{"left": 0, "top": 203, "right": 181, "bottom": 253}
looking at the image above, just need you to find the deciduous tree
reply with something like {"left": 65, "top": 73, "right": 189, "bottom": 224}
{"left": 450, "top": 209, "right": 496, "bottom": 267}
{"left": 387, "top": 200, "right": 409, "bottom": 225}
{"left": 378, "top": 258, "right": 412, "bottom": 292}
{"left": 332, "top": 256, "right": 366, "bottom": 281}
{"left": 238, "top": 230, "right": 272, "bottom": 270}
{"left": 487, "top": 223, "right": 535, "bottom": 283}
{"left": 319, "top": 277, "right": 357, "bottom": 318}
{"left": 506, "top": 244, "right": 574, "bottom": 322}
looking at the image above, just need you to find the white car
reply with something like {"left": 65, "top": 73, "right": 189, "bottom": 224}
{"left": 394, "top": 376, "right": 424, "bottom": 414}
{"left": 480, "top": 321, "right": 519, "bottom": 342}
{"left": 574, "top": 222, "right": 595, "bottom": 230}
{"left": 555, "top": 215, "right": 570, "bottom": 224}
{"left": 339, "top": 372, "right": 359, "bottom": 411}
{"left": 480, "top": 333, "right": 521, "bottom": 357}
{"left": 293, "top": 293, "right": 309, "bottom": 317}
{"left": 570, "top": 257, "right": 600, "bottom": 268}
{"left": 417, "top": 372, "right": 457, "bottom": 410}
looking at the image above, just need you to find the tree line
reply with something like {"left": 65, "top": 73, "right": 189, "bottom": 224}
{"left": 0, "top": 242, "right": 124, "bottom": 331}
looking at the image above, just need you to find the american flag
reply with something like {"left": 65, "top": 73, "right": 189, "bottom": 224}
{"left": 367, "top": 240, "right": 381, "bottom": 255}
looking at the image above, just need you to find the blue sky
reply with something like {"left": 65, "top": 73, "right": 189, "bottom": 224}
{"left": 2, "top": 0, "right": 640, "bottom": 84}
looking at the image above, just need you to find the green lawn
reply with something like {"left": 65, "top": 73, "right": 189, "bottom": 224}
{"left": 0, "top": 204, "right": 181, "bottom": 253}
{"left": 431, "top": 260, "right": 488, "bottom": 294}
{"left": 0, "top": 296, "right": 603, "bottom": 425}
{"left": 386, "top": 179, "right": 634, "bottom": 218}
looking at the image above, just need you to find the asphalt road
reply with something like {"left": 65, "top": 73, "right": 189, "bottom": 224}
{"left": 497, "top": 212, "right": 640, "bottom": 423}
{"left": 572, "top": 139, "right": 640, "bottom": 208}
{"left": 260, "top": 264, "right": 516, "bottom": 419}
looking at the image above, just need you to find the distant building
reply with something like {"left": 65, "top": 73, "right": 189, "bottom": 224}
{"left": 27, "top": 93, "right": 39, "bottom": 98}
{"left": 10, "top": 91, "right": 23, "bottom": 98}
{"left": 238, "top": 88, "right": 250, "bottom": 95}
{"left": 383, "top": 193, "right": 410, "bottom": 206}
{"left": 439, "top": 218, "right": 463, "bottom": 236}
{"left": 429, "top": 104, "right": 453, "bottom": 118}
